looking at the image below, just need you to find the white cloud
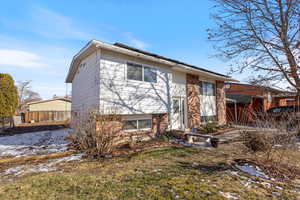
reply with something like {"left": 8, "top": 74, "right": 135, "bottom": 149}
{"left": 0, "top": 49, "right": 48, "bottom": 68}
{"left": 124, "top": 33, "right": 149, "bottom": 50}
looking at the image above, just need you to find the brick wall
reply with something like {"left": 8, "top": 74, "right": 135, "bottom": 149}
{"left": 216, "top": 81, "right": 226, "bottom": 125}
{"left": 93, "top": 113, "right": 169, "bottom": 141}
{"left": 152, "top": 113, "right": 169, "bottom": 134}
{"left": 186, "top": 74, "right": 201, "bottom": 129}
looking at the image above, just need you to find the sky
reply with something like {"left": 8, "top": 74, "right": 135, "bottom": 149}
{"left": 0, "top": 0, "right": 239, "bottom": 99}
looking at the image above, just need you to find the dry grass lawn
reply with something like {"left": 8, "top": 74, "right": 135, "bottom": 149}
{"left": 0, "top": 140, "right": 300, "bottom": 200}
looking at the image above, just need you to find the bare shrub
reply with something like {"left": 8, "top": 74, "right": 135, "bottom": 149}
{"left": 69, "top": 110, "right": 124, "bottom": 157}
{"left": 239, "top": 111, "right": 299, "bottom": 180}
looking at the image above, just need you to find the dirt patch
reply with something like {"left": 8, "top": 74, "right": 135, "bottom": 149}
{"left": 107, "top": 139, "right": 177, "bottom": 157}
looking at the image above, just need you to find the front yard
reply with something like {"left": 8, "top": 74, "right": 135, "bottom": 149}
{"left": 1, "top": 135, "right": 300, "bottom": 199}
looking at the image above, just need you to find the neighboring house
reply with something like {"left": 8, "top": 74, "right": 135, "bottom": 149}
{"left": 225, "top": 82, "right": 296, "bottom": 123}
{"left": 27, "top": 98, "right": 71, "bottom": 112}
{"left": 24, "top": 98, "right": 71, "bottom": 123}
{"left": 66, "top": 40, "right": 232, "bottom": 134}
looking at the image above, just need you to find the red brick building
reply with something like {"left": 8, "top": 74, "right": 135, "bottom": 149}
{"left": 225, "top": 83, "right": 297, "bottom": 123}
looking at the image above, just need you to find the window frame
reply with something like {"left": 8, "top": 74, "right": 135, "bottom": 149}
{"left": 126, "top": 62, "right": 143, "bottom": 81}
{"left": 123, "top": 118, "right": 153, "bottom": 132}
{"left": 200, "top": 115, "right": 217, "bottom": 123}
{"left": 200, "top": 81, "right": 217, "bottom": 123}
{"left": 202, "top": 81, "right": 216, "bottom": 96}
{"left": 126, "top": 62, "right": 157, "bottom": 83}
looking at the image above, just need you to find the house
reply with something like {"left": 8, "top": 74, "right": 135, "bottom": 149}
{"left": 225, "top": 82, "right": 297, "bottom": 123}
{"left": 24, "top": 98, "right": 71, "bottom": 123}
{"left": 66, "top": 40, "right": 232, "bottom": 134}
{"left": 27, "top": 98, "right": 71, "bottom": 112}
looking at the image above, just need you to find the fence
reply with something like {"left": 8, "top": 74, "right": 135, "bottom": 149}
{"left": 24, "top": 111, "right": 71, "bottom": 123}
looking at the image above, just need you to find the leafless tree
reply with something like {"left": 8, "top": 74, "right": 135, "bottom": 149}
{"left": 208, "top": 0, "right": 300, "bottom": 94}
{"left": 16, "top": 80, "right": 42, "bottom": 112}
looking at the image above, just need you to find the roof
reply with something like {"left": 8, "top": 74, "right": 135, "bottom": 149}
{"left": 66, "top": 40, "right": 233, "bottom": 83}
{"left": 114, "top": 43, "right": 229, "bottom": 78}
{"left": 225, "top": 82, "right": 291, "bottom": 94}
{"left": 27, "top": 98, "right": 71, "bottom": 105}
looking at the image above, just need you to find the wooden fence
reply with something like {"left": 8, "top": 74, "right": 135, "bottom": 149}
{"left": 24, "top": 111, "right": 71, "bottom": 123}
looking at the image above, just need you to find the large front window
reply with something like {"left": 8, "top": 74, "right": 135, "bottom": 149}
{"left": 200, "top": 81, "right": 217, "bottom": 122}
{"left": 202, "top": 82, "right": 215, "bottom": 96}
{"left": 127, "top": 63, "right": 143, "bottom": 81}
{"left": 127, "top": 62, "right": 157, "bottom": 83}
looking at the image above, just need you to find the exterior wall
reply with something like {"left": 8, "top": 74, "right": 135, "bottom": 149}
{"left": 216, "top": 81, "right": 226, "bottom": 124}
{"left": 273, "top": 96, "right": 298, "bottom": 107}
{"left": 97, "top": 113, "right": 169, "bottom": 142}
{"left": 28, "top": 100, "right": 71, "bottom": 111}
{"left": 225, "top": 83, "right": 265, "bottom": 96}
{"left": 70, "top": 47, "right": 227, "bottom": 130}
{"left": 226, "top": 83, "right": 272, "bottom": 111}
{"left": 71, "top": 50, "right": 101, "bottom": 116}
{"left": 186, "top": 74, "right": 201, "bottom": 129}
{"left": 152, "top": 113, "right": 169, "bottom": 134}
{"left": 99, "top": 50, "right": 172, "bottom": 115}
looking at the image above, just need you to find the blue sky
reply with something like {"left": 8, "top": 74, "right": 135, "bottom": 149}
{"left": 0, "top": 0, "right": 239, "bottom": 99}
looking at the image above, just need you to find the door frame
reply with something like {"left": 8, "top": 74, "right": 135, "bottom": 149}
{"left": 171, "top": 96, "right": 187, "bottom": 130}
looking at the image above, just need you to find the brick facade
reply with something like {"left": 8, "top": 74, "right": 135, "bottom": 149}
{"left": 152, "top": 113, "right": 169, "bottom": 135}
{"left": 186, "top": 74, "right": 201, "bottom": 129}
{"left": 216, "top": 81, "right": 226, "bottom": 125}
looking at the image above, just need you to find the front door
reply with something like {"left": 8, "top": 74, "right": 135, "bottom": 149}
{"left": 172, "top": 97, "right": 186, "bottom": 129}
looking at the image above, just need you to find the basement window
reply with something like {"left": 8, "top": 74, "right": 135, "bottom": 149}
{"left": 123, "top": 119, "right": 152, "bottom": 131}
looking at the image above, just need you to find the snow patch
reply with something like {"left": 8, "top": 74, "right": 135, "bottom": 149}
{"left": 219, "top": 191, "right": 238, "bottom": 199}
{"left": 2, "top": 154, "right": 83, "bottom": 176}
{"left": 0, "top": 129, "right": 70, "bottom": 158}
{"left": 235, "top": 163, "right": 269, "bottom": 179}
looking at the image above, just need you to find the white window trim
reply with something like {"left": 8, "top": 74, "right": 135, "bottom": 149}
{"left": 201, "top": 81, "right": 216, "bottom": 97}
{"left": 200, "top": 80, "right": 217, "bottom": 119}
{"left": 125, "top": 62, "right": 158, "bottom": 84}
{"left": 123, "top": 118, "right": 152, "bottom": 132}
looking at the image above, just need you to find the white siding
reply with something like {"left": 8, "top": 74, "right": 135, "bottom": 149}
{"left": 99, "top": 51, "right": 172, "bottom": 115}
{"left": 71, "top": 50, "right": 101, "bottom": 114}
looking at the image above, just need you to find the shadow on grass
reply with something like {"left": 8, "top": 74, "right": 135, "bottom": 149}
{"left": 126, "top": 146, "right": 201, "bottom": 161}
{"left": 177, "top": 161, "right": 231, "bottom": 175}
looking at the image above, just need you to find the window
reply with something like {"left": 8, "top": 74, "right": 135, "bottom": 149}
{"left": 202, "top": 82, "right": 215, "bottom": 96}
{"left": 173, "top": 99, "right": 179, "bottom": 113}
{"left": 138, "top": 119, "right": 152, "bottom": 129}
{"left": 201, "top": 115, "right": 217, "bottom": 123}
{"left": 267, "top": 92, "right": 272, "bottom": 103}
{"left": 124, "top": 120, "right": 137, "bottom": 130}
{"left": 127, "top": 63, "right": 157, "bottom": 83}
{"left": 127, "top": 63, "right": 143, "bottom": 81}
{"left": 144, "top": 66, "right": 157, "bottom": 83}
{"left": 123, "top": 119, "right": 152, "bottom": 131}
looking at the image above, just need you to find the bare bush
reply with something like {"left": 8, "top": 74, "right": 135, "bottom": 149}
{"left": 239, "top": 111, "right": 299, "bottom": 180}
{"left": 68, "top": 110, "right": 124, "bottom": 157}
